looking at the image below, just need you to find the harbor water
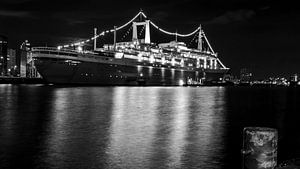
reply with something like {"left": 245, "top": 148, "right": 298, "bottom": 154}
{"left": 0, "top": 85, "right": 300, "bottom": 169}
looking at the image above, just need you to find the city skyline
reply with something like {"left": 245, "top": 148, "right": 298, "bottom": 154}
{"left": 0, "top": 0, "right": 299, "bottom": 78}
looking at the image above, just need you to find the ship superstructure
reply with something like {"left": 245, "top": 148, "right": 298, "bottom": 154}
{"left": 32, "top": 11, "right": 229, "bottom": 85}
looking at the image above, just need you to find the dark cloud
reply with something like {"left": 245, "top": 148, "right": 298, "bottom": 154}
{"left": 149, "top": 11, "right": 170, "bottom": 22}
{"left": 0, "top": 10, "right": 32, "bottom": 18}
{"left": 51, "top": 11, "right": 126, "bottom": 26}
{"left": 207, "top": 9, "right": 256, "bottom": 25}
{"left": 0, "top": 0, "right": 32, "bottom": 4}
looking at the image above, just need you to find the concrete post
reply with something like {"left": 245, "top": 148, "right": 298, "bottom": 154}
{"left": 242, "top": 127, "right": 278, "bottom": 169}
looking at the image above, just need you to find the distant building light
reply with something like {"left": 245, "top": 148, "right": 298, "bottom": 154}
{"left": 180, "top": 59, "right": 184, "bottom": 67}
{"left": 138, "top": 53, "right": 142, "bottom": 62}
{"left": 149, "top": 55, "right": 155, "bottom": 63}
{"left": 171, "top": 58, "right": 175, "bottom": 66}
{"left": 77, "top": 46, "right": 83, "bottom": 52}
{"left": 161, "top": 57, "right": 165, "bottom": 64}
{"left": 179, "top": 79, "right": 184, "bottom": 86}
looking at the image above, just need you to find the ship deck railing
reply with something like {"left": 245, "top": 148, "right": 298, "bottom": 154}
{"left": 32, "top": 46, "right": 218, "bottom": 61}
{"left": 32, "top": 47, "right": 79, "bottom": 54}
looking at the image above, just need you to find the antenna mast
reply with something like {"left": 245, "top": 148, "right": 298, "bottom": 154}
{"left": 197, "top": 25, "right": 202, "bottom": 51}
{"left": 113, "top": 26, "right": 117, "bottom": 51}
{"left": 94, "top": 28, "right": 97, "bottom": 50}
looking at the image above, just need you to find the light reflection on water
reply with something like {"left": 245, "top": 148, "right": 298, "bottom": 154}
{"left": 0, "top": 85, "right": 228, "bottom": 169}
{"left": 106, "top": 87, "right": 227, "bottom": 169}
{"left": 168, "top": 88, "right": 189, "bottom": 168}
{"left": 108, "top": 87, "right": 159, "bottom": 169}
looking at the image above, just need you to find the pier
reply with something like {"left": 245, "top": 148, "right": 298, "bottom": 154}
{"left": 0, "top": 76, "right": 46, "bottom": 84}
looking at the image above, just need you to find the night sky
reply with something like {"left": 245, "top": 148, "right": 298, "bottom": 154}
{"left": 0, "top": 0, "right": 299, "bottom": 79}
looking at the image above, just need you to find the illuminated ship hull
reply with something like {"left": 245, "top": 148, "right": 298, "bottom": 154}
{"left": 32, "top": 48, "right": 228, "bottom": 86}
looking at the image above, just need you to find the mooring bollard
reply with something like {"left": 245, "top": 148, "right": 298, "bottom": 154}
{"left": 242, "top": 127, "right": 278, "bottom": 169}
{"left": 275, "top": 158, "right": 300, "bottom": 169}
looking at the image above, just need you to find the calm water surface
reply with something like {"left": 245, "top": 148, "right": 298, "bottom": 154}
{"left": 0, "top": 85, "right": 299, "bottom": 169}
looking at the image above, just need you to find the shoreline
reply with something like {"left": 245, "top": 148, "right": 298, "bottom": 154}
{"left": 0, "top": 77, "right": 298, "bottom": 87}
{"left": 0, "top": 77, "right": 46, "bottom": 84}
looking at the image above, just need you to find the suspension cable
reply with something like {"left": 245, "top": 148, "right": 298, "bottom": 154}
{"left": 150, "top": 21, "right": 200, "bottom": 37}
{"left": 187, "top": 31, "right": 199, "bottom": 48}
{"left": 120, "top": 26, "right": 132, "bottom": 42}
{"left": 58, "top": 11, "right": 147, "bottom": 48}
{"left": 114, "top": 11, "right": 147, "bottom": 31}
{"left": 58, "top": 11, "right": 202, "bottom": 48}
{"left": 138, "top": 25, "right": 145, "bottom": 37}
{"left": 202, "top": 32, "right": 215, "bottom": 54}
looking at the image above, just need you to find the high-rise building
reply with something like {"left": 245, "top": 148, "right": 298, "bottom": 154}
{"left": 0, "top": 35, "right": 8, "bottom": 76}
{"left": 290, "top": 74, "right": 298, "bottom": 82}
{"left": 240, "top": 68, "right": 253, "bottom": 83}
{"left": 16, "top": 40, "right": 40, "bottom": 78}
{"left": 289, "top": 74, "right": 299, "bottom": 87}
{"left": 19, "top": 40, "right": 31, "bottom": 77}
{"left": 7, "top": 48, "right": 17, "bottom": 76}
{"left": 27, "top": 51, "right": 40, "bottom": 78}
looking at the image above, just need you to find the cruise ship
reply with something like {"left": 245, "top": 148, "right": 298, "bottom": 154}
{"left": 32, "top": 11, "right": 229, "bottom": 86}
